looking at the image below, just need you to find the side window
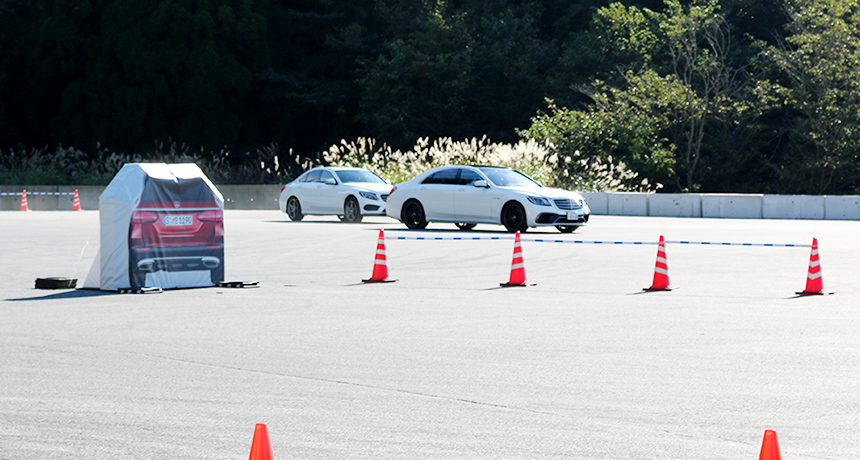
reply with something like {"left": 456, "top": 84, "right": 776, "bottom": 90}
{"left": 421, "top": 169, "right": 459, "bottom": 185}
{"left": 303, "top": 170, "right": 322, "bottom": 182}
{"left": 319, "top": 171, "right": 336, "bottom": 183}
{"left": 459, "top": 169, "right": 483, "bottom": 185}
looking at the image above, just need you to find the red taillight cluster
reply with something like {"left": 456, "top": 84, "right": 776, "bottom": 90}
{"left": 132, "top": 210, "right": 158, "bottom": 224}
{"left": 389, "top": 186, "right": 397, "bottom": 194}
{"left": 198, "top": 210, "right": 224, "bottom": 222}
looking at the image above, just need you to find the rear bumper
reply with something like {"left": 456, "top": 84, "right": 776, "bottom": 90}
{"left": 130, "top": 245, "right": 224, "bottom": 273}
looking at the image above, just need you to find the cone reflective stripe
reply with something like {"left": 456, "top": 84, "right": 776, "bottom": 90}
{"left": 362, "top": 229, "right": 397, "bottom": 283}
{"left": 20, "top": 189, "right": 30, "bottom": 211}
{"left": 500, "top": 231, "right": 535, "bottom": 287}
{"left": 758, "top": 429, "right": 782, "bottom": 460}
{"left": 644, "top": 235, "right": 673, "bottom": 291}
{"left": 248, "top": 423, "right": 274, "bottom": 460}
{"left": 72, "top": 189, "right": 82, "bottom": 211}
{"left": 797, "top": 237, "right": 832, "bottom": 295}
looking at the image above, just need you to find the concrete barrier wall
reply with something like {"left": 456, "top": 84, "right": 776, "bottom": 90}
{"left": 702, "top": 194, "right": 764, "bottom": 219}
{"left": 763, "top": 195, "right": 825, "bottom": 219}
{"left": 649, "top": 193, "right": 702, "bottom": 218}
{"left": 2, "top": 185, "right": 859, "bottom": 219}
{"left": 824, "top": 195, "right": 860, "bottom": 220}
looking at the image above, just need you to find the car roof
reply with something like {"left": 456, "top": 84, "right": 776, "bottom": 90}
{"left": 310, "top": 166, "right": 369, "bottom": 171}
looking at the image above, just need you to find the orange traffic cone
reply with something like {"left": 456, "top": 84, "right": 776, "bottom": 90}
{"left": 758, "top": 429, "right": 782, "bottom": 460}
{"left": 248, "top": 423, "right": 274, "bottom": 460}
{"left": 797, "top": 237, "right": 832, "bottom": 295}
{"left": 72, "top": 189, "right": 82, "bottom": 211}
{"left": 500, "top": 231, "right": 535, "bottom": 287}
{"left": 643, "top": 235, "right": 673, "bottom": 291}
{"left": 362, "top": 229, "right": 397, "bottom": 283}
{"left": 20, "top": 189, "right": 30, "bottom": 211}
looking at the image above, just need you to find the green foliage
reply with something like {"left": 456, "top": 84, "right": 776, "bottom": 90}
{"left": 525, "top": 0, "right": 753, "bottom": 192}
{"left": 24, "top": 0, "right": 266, "bottom": 152}
{"left": 1, "top": 0, "right": 860, "bottom": 193}
{"left": 762, "top": 0, "right": 860, "bottom": 193}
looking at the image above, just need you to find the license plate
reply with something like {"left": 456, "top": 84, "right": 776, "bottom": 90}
{"left": 163, "top": 215, "right": 193, "bottom": 226}
{"left": 566, "top": 211, "right": 580, "bottom": 220}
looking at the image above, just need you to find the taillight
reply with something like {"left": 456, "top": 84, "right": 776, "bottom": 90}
{"left": 198, "top": 210, "right": 223, "bottom": 222}
{"left": 280, "top": 185, "right": 286, "bottom": 192}
{"left": 389, "top": 186, "right": 397, "bottom": 194}
{"left": 132, "top": 210, "right": 158, "bottom": 224}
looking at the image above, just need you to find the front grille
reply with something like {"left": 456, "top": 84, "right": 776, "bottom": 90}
{"left": 553, "top": 198, "right": 583, "bottom": 210}
{"left": 381, "top": 194, "right": 389, "bottom": 202}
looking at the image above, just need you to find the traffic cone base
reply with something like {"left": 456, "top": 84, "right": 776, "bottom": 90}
{"left": 362, "top": 229, "right": 398, "bottom": 283}
{"left": 500, "top": 281, "right": 536, "bottom": 287}
{"left": 363, "top": 277, "right": 398, "bottom": 283}
{"left": 643, "top": 286, "right": 675, "bottom": 292}
{"left": 796, "top": 290, "right": 833, "bottom": 296}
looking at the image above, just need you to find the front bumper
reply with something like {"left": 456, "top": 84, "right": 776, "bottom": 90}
{"left": 534, "top": 212, "right": 590, "bottom": 226}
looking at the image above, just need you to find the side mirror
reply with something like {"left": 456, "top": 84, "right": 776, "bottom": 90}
{"left": 324, "top": 178, "right": 337, "bottom": 185}
{"left": 473, "top": 180, "right": 489, "bottom": 188}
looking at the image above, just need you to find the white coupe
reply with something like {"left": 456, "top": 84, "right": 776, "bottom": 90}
{"left": 386, "top": 165, "right": 590, "bottom": 233}
{"left": 279, "top": 167, "right": 391, "bottom": 223}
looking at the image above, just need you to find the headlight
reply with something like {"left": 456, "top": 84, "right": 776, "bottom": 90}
{"left": 359, "top": 191, "right": 379, "bottom": 200}
{"left": 527, "top": 196, "right": 551, "bottom": 206}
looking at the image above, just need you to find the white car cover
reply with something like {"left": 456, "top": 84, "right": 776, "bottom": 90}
{"left": 82, "top": 163, "right": 224, "bottom": 291}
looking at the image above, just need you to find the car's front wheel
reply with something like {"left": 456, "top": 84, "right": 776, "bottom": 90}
{"left": 343, "top": 196, "right": 363, "bottom": 223}
{"left": 401, "top": 199, "right": 428, "bottom": 229}
{"left": 455, "top": 223, "right": 476, "bottom": 231}
{"left": 286, "top": 196, "right": 303, "bottom": 221}
{"left": 501, "top": 202, "right": 528, "bottom": 233}
{"left": 556, "top": 225, "right": 578, "bottom": 233}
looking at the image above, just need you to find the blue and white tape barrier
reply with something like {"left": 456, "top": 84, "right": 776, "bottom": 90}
{"left": 0, "top": 192, "right": 75, "bottom": 196}
{"left": 385, "top": 235, "right": 810, "bottom": 248}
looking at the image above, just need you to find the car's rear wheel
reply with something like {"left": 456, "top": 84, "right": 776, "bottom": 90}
{"left": 343, "top": 196, "right": 363, "bottom": 223}
{"left": 501, "top": 202, "right": 528, "bottom": 233}
{"left": 401, "top": 199, "right": 428, "bottom": 229}
{"left": 556, "top": 225, "right": 578, "bottom": 233}
{"left": 455, "top": 223, "right": 476, "bottom": 231}
{"left": 286, "top": 196, "right": 303, "bottom": 221}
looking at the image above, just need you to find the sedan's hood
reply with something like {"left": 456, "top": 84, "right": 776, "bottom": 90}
{"left": 500, "top": 185, "right": 585, "bottom": 200}
{"left": 345, "top": 182, "right": 393, "bottom": 194}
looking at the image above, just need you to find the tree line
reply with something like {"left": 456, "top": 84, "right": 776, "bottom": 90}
{"left": 0, "top": 0, "right": 858, "bottom": 193}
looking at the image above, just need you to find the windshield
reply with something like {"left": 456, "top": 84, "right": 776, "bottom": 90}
{"left": 476, "top": 167, "right": 541, "bottom": 187}
{"left": 335, "top": 169, "right": 387, "bottom": 184}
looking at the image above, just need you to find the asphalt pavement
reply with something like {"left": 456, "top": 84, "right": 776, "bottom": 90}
{"left": 1, "top": 210, "right": 858, "bottom": 459}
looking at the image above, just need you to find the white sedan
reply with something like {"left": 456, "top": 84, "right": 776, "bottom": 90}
{"left": 386, "top": 165, "right": 590, "bottom": 233}
{"left": 278, "top": 167, "right": 391, "bottom": 223}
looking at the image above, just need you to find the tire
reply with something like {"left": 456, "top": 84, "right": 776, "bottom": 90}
{"left": 455, "top": 223, "right": 476, "bottom": 231}
{"left": 401, "top": 199, "right": 428, "bottom": 230}
{"left": 286, "top": 196, "right": 303, "bottom": 221}
{"left": 35, "top": 277, "right": 77, "bottom": 289}
{"left": 556, "top": 225, "right": 578, "bottom": 233}
{"left": 343, "top": 196, "right": 363, "bottom": 223}
{"left": 501, "top": 202, "right": 528, "bottom": 233}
